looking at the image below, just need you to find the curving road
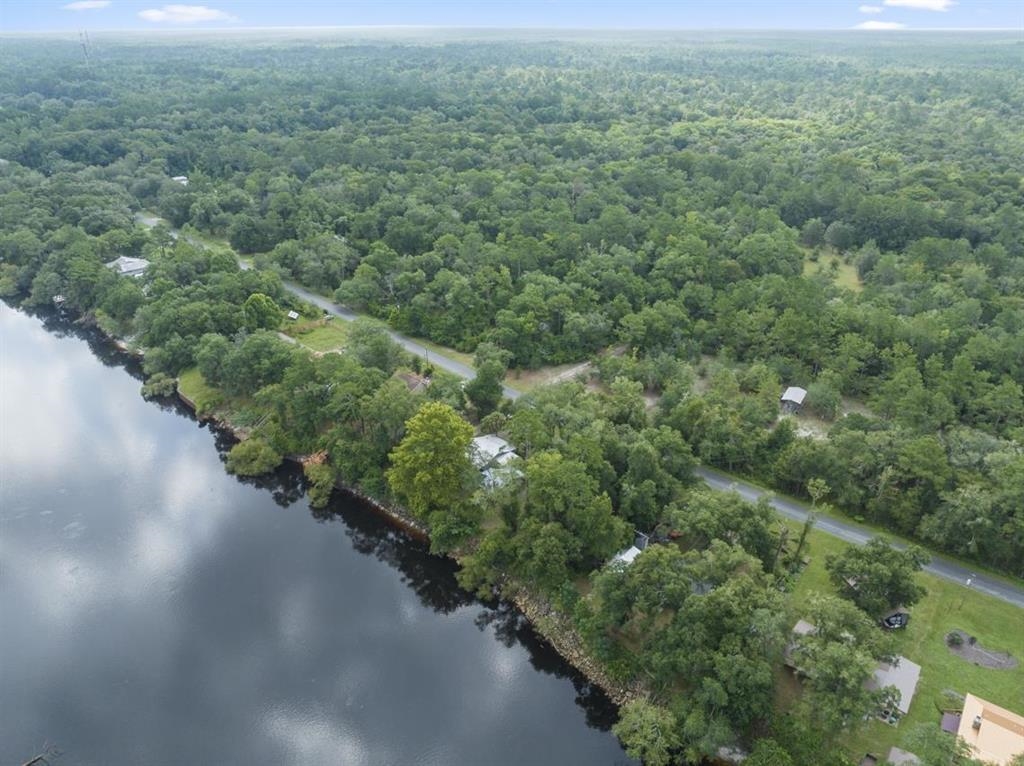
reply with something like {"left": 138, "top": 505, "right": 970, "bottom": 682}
{"left": 281, "top": 281, "right": 522, "bottom": 401}
{"left": 136, "top": 213, "right": 1024, "bottom": 609}
{"left": 697, "top": 465, "right": 1024, "bottom": 610}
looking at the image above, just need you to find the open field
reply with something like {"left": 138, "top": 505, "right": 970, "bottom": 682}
{"left": 285, "top": 321, "right": 349, "bottom": 352}
{"left": 803, "top": 252, "right": 863, "bottom": 292}
{"left": 782, "top": 519, "right": 1024, "bottom": 761}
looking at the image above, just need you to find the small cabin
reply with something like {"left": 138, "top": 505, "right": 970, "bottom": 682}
{"left": 286, "top": 310, "right": 300, "bottom": 320}
{"left": 105, "top": 256, "right": 150, "bottom": 278}
{"left": 868, "top": 656, "right": 921, "bottom": 724}
{"left": 780, "top": 386, "right": 808, "bottom": 414}
{"left": 171, "top": 175, "right": 189, "bottom": 186}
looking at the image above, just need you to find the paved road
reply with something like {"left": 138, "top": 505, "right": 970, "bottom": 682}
{"left": 282, "top": 281, "right": 522, "bottom": 401}
{"left": 135, "top": 213, "right": 1024, "bottom": 608}
{"left": 697, "top": 465, "right": 1024, "bottom": 610}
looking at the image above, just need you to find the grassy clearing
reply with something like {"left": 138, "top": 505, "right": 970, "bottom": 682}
{"left": 177, "top": 367, "right": 223, "bottom": 414}
{"left": 781, "top": 519, "right": 1024, "bottom": 761}
{"left": 505, "top": 360, "right": 592, "bottom": 393}
{"left": 803, "top": 252, "right": 863, "bottom": 292}
{"left": 286, "top": 321, "right": 350, "bottom": 352}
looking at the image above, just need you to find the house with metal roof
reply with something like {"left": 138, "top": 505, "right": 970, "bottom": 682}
{"left": 868, "top": 656, "right": 921, "bottom": 723}
{"left": 780, "top": 386, "right": 808, "bottom": 414}
{"left": 469, "top": 435, "right": 520, "bottom": 489}
{"left": 105, "top": 256, "right": 150, "bottom": 278}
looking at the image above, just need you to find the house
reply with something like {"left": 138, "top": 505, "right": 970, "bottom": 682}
{"left": 783, "top": 619, "right": 817, "bottom": 669}
{"left": 611, "top": 531, "right": 651, "bottom": 568}
{"left": 105, "top": 256, "right": 150, "bottom": 278}
{"left": 956, "top": 694, "right": 1024, "bottom": 766}
{"left": 868, "top": 656, "right": 921, "bottom": 723}
{"left": 469, "top": 434, "right": 520, "bottom": 488}
{"left": 172, "top": 175, "right": 189, "bottom": 186}
{"left": 780, "top": 386, "right": 808, "bottom": 414}
{"left": 286, "top": 310, "right": 300, "bottom": 320}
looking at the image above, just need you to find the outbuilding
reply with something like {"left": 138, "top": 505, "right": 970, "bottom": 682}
{"left": 105, "top": 256, "right": 150, "bottom": 278}
{"left": 868, "top": 656, "right": 922, "bottom": 723}
{"left": 780, "top": 386, "right": 808, "bottom": 414}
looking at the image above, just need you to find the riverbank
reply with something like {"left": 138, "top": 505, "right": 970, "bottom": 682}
{"left": 171, "top": 374, "right": 639, "bottom": 707}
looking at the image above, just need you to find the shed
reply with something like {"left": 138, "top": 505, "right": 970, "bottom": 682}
{"left": 286, "top": 310, "right": 300, "bottom": 320}
{"left": 172, "top": 175, "right": 189, "bottom": 186}
{"left": 886, "top": 747, "right": 921, "bottom": 765}
{"left": 868, "top": 656, "right": 921, "bottom": 722}
{"left": 105, "top": 256, "right": 150, "bottom": 278}
{"left": 957, "top": 694, "right": 1024, "bottom": 766}
{"left": 941, "top": 711, "right": 962, "bottom": 734}
{"left": 780, "top": 386, "right": 808, "bottom": 413}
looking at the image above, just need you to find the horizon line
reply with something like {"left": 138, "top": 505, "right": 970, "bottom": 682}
{"left": 2, "top": 25, "right": 1021, "bottom": 35}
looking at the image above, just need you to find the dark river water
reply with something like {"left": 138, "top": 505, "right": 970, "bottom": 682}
{"left": 0, "top": 304, "right": 634, "bottom": 766}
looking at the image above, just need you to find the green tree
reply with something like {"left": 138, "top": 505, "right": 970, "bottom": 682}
{"left": 242, "top": 292, "right": 282, "bottom": 331}
{"left": 226, "top": 438, "right": 282, "bottom": 476}
{"left": 387, "top": 402, "right": 475, "bottom": 520}
{"left": 826, "top": 537, "right": 928, "bottom": 616}
{"left": 792, "top": 594, "right": 894, "bottom": 738}
{"left": 612, "top": 700, "right": 681, "bottom": 766}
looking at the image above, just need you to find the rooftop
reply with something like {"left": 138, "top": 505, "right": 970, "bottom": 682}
{"left": 867, "top": 656, "right": 921, "bottom": 716}
{"left": 469, "top": 434, "right": 516, "bottom": 468}
{"left": 957, "top": 694, "right": 1024, "bottom": 766}
{"left": 781, "top": 386, "right": 807, "bottom": 405}
{"left": 105, "top": 256, "right": 150, "bottom": 276}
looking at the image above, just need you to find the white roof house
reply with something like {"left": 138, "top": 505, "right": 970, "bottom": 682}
{"left": 105, "top": 256, "right": 150, "bottom": 278}
{"left": 469, "top": 435, "right": 520, "bottom": 488}
{"left": 868, "top": 656, "right": 922, "bottom": 720}
{"left": 470, "top": 435, "right": 516, "bottom": 468}
{"left": 171, "top": 175, "right": 189, "bottom": 186}
{"left": 611, "top": 546, "right": 643, "bottom": 566}
{"left": 781, "top": 386, "right": 808, "bottom": 406}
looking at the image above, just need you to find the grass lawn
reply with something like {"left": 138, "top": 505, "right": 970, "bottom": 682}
{"left": 803, "top": 253, "right": 863, "bottom": 292}
{"left": 286, "top": 321, "right": 350, "bottom": 352}
{"left": 177, "top": 367, "right": 223, "bottom": 414}
{"left": 781, "top": 519, "right": 1024, "bottom": 761}
{"left": 411, "top": 335, "right": 475, "bottom": 368}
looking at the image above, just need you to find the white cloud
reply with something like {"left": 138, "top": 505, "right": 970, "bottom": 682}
{"left": 855, "top": 20, "right": 908, "bottom": 28}
{"left": 883, "top": 0, "right": 956, "bottom": 10}
{"left": 62, "top": 0, "right": 111, "bottom": 9}
{"left": 858, "top": 5, "right": 884, "bottom": 13}
{"left": 138, "top": 4, "right": 235, "bottom": 23}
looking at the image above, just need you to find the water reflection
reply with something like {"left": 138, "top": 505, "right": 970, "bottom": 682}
{"left": 0, "top": 303, "right": 633, "bottom": 766}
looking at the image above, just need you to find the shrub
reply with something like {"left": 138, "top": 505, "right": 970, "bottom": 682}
{"left": 226, "top": 438, "right": 282, "bottom": 476}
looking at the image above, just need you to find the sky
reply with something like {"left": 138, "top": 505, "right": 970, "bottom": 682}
{"left": 0, "top": 0, "right": 1021, "bottom": 33}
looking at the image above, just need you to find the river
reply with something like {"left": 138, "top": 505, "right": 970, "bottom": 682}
{"left": 0, "top": 304, "right": 633, "bottom": 766}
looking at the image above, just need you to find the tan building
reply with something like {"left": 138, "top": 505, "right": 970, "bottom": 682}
{"left": 957, "top": 694, "right": 1024, "bottom": 766}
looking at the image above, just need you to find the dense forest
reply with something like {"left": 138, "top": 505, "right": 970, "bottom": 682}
{"left": 1, "top": 33, "right": 1022, "bottom": 765}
